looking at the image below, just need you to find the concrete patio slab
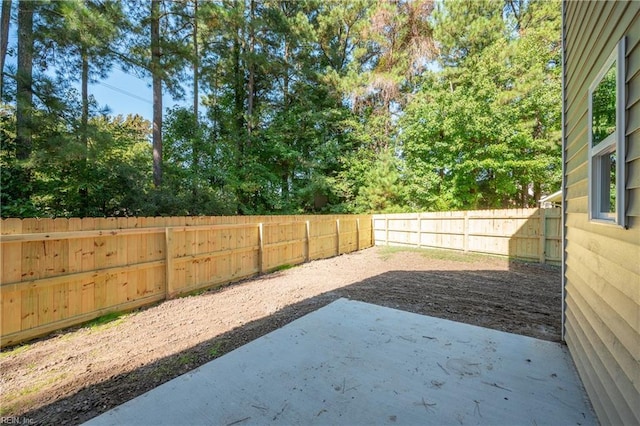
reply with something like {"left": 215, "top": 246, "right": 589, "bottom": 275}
{"left": 85, "top": 299, "right": 596, "bottom": 425}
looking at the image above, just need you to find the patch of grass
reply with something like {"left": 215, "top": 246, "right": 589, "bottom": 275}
{"left": 22, "top": 373, "right": 68, "bottom": 396}
{"left": 0, "top": 403, "right": 15, "bottom": 416}
{"left": 177, "top": 354, "right": 195, "bottom": 366}
{"left": 207, "top": 342, "right": 223, "bottom": 358}
{"left": 85, "top": 312, "right": 124, "bottom": 330}
{"left": 3, "top": 372, "right": 69, "bottom": 406}
{"left": 269, "top": 263, "right": 295, "bottom": 273}
{"left": 56, "top": 331, "right": 72, "bottom": 341}
{"left": 150, "top": 363, "right": 173, "bottom": 380}
{"left": 421, "top": 248, "right": 490, "bottom": 263}
{"left": 378, "top": 245, "right": 491, "bottom": 263}
{"left": 378, "top": 245, "right": 424, "bottom": 260}
{"left": 179, "top": 288, "right": 208, "bottom": 298}
{"left": 0, "top": 343, "right": 31, "bottom": 359}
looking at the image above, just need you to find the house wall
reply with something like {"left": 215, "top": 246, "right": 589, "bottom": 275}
{"left": 563, "top": 2, "right": 640, "bottom": 425}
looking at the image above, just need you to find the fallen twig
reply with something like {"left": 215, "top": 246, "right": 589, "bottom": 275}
{"left": 423, "top": 397, "right": 436, "bottom": 411}
{"left": 226, "top": 417, "right": 251, "bottom": 426}
{"left": 481, "top": 381, "right": 512, "bottom": 392}
{"left": 473, "top": 399, "right": 482, "bottom": 418}
{"left": 414, "top": 397, "right": 437, "bottom": 413}
{"left": 251, "top": 405, "right": 268, "bottom": 411}
{"left": 437, "top": 362, "right": 450, "bottom": 375}
{"left": 272, "top": 403, "right": 288, "bottom": 421}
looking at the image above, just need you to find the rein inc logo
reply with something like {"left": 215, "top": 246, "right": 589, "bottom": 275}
{"left": 0, "top": 418, "right": 35, "bottom": 425}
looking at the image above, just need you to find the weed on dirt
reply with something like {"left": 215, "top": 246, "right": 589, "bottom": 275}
{"left": 84, "top": 312, "right": 125, "bottom": 330}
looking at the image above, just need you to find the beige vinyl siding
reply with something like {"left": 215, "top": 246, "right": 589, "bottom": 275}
{"left": 563, "top": 1, "right": 640, "bottom": 425}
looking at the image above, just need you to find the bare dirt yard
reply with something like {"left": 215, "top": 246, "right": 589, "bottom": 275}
{"left": 0, "top": 246, "right": 561, "bottom": 425}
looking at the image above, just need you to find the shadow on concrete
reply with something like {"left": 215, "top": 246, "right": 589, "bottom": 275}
{"left": 20, "top": 266, "right": 562, "bottom": 425}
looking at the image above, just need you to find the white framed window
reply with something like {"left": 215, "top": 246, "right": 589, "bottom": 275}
{"left": 588, "top": 37, "right": 626, "bottom": 227}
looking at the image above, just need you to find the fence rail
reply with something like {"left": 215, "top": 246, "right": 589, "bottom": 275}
{"left": 0, "top": 215, "right": 373, "bottom": 347}
{"left": 373, "top": 208, "right": 561, "bottom": 265}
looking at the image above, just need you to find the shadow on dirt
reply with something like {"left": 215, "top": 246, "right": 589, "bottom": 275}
{"left": 21, "top": 265, "right": 560, "bottom": 425}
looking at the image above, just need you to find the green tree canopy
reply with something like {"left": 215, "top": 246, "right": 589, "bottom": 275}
{"left": 1, "top": 0, "right": 562, "bottom": 217}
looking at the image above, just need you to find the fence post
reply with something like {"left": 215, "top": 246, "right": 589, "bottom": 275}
{"left": 369, "top": 215, "right": 376, "bottom": 247}
{"left": 305, "top": 220, "right": 310, "bottom": 261}
{"left": 258, "top": 223, "right": 264, "bottom": 273}
{"left": 356, "top": 218, "right": 360, "bottom": 251}
{"left": 463, "top": 211, "right": 469, "bottom": 253}
{"left": 371, "top": 216, "right": 375, "bottom": 247}
{"left": 417, "top": 214, "right": 422, "bottom": 248}
{"left": 336, "top": 219, "right": 341, "bottom": 255}
{"left": 539, "top": 209, "right": 546, "bottom": 264}
{"left": 165, "top": 227, "right": 174, "bottom": 298}
{"left": 385, "top": 216, "right": 389, "bottom": 246}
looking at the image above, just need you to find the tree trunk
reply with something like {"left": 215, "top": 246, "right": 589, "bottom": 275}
{"left": 281, "top": 171, "right": 289, "bottom": 204}
{"left": 16, "top": 0, "right": 34, "bottom": 160}
{"left": 533, "top": 181, "right": 541, "bottom": 209}
{"left": 151, "top": 0, "right": 163, "bottom": 188}
{"left": 79, "top": 49, "right": 89, "bottom": 215}
{"left": 193, "top": 0, "right": 198, "bottom": 120}
{"left": 246, "top": 0, "right": 255, "bottom": 137}
{"left": 233, "top": 28, "right": 244, "bottom": 141}
{"left": 283, "top": 38, "right": 288, "bottom": 107}
{"left": 192, "top": 0, "right": 199, "bottom": 199}
{"left": 0, "top": 0, "right": 11, "bottom": 98}
{"left": 231, "top": 0, "right": 248, "bottom": 213}
{"left": 81, "top": 53, "right": 89, "bottom": 147}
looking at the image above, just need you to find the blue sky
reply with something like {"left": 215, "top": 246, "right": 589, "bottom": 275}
{"left": 90, "top": 68, "right": 154, "bottom": 120}
{"left": 5, "top": 22, "right": 176, "bottom": 122}
{"left": 90, "top": 69, "right": 191, "bottom": 122}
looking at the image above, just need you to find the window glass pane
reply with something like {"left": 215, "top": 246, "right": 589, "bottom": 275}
{"left": 592, "top": 62, "right": 616, "bottom": 146}
{"left": 609, "top": 152, "right": 616, "bottom": 213}
{"left": 598, "top": 152, "right": 616, "bottom": 214}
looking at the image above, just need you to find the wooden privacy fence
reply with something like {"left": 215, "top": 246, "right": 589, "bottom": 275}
{"left": 0, "top": 215, "right": 373, "bottom": 347}
{"left": 373, "top": 208, "right": 562, "bottom": 265}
